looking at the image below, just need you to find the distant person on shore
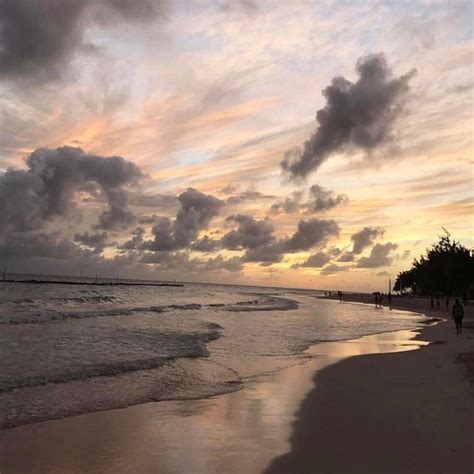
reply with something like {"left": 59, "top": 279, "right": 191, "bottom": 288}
{"left": 430, "top": 296, "right": 434, "bottom": 310}
{"left": 445, "top": 297, "right": 450, "bottom": 311}
{"left": 452, "top": 299, "right": 464, "bottom": 334}
{"left": 374, "top": 293, "right": 379, "bottom": 307}
{"left": 338, "top": 291, "right": 342, "bottom": 302}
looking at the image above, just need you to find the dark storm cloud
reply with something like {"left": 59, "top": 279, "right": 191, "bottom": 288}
{"left": 356, "top": 242, "right": 398, "bottom": 268}
{"left": 281, "top": 53, "right": 416, "bottom": 178}
{"left": 0, "top": 0, "right": 165, "bottom": 82}
{"left": 351, "top": 226, "right": 384, "bottom": 254}
{"left": 0, "top": 146, "right": 142, "bottom": 234}
{"left": 144, "top": 188, "right": 224, "bottom": 251}
{"left": 292, "top": 251, "right": 331, "bottom": 268}
{"left": 221, "top": 215, "right": 275, "bottom": 250}
{"left": 284, "top": 218, "right": 340, "bottom": 252}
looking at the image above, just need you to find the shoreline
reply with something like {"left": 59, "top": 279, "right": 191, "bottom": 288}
{"left": 265, "top": 294, "right": 473, "bottom": 474}
{"left": 0, "top": 300, "right": 447, "bottom": 474}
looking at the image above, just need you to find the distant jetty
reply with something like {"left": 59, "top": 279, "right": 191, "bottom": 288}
{"left": 1, "top": 279, "right": 184, "bottom": 288}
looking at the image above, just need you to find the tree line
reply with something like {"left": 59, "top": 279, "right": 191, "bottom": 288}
{"left": 394, "top": 230, "right": 473, "bottom": 297}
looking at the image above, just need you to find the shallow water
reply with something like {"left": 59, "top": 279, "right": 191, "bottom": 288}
{"left": 0, "top": 277, "right": 427, "bottom": 428}
{"left": 0, "top": 329, "right": 430, "bottom": 474}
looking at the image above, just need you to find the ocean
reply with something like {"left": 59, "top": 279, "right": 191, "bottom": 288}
{"left": 0, "top": 275, "right": 427, "bottom": 429}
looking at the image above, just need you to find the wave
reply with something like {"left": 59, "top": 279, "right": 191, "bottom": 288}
{"left": 1, "top": 297, "right": 298, "bottom": 325}
{"left": 2, "top": 294, "right": 119, "bottom": 305}
{"left": 0, "top": 329, "right": 222, "bottom": 394}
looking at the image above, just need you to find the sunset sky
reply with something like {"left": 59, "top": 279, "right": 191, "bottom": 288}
{"left": 0, "top": 0, "right": 472, "bottom": 291}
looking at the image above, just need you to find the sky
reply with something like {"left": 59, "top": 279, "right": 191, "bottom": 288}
{"left": 0, "top": 0, "right": 473, "bottom": 291}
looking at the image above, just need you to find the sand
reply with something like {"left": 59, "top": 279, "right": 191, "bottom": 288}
{"left": 0, "top": 296, "right": 472, "bottom": 474}
{"left": 266, "top": 300, "right": 473, "bottom": 474}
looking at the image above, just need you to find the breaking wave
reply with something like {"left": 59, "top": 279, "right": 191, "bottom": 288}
{"left": 1, "top": 296, "right": 298, "bottom": 324}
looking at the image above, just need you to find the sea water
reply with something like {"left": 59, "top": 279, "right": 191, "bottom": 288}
{"left": 0, "top": 275, "right": 427, "bottom": 429}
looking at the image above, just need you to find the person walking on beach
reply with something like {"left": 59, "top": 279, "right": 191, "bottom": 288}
{"left": 374, "top": 293, "right": 379, "bottom": 307}
{"left": 430, "top": 295, "right": 434, "bottom": 310}
{"left": 452, "top": 299, "right": 464, "bottom": 334}
{"left": 445, "top": 297, "right": 450, "bottom": 312}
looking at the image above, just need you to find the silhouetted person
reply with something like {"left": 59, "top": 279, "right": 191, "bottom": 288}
{"left": 445, "top": 297, "right": 450, "bottom": 311}
{"left": 436, "top": 296, "right": 440, "bottom": 310}
{"left": 430, "top": 296, "right": 434, "bottom": 310}
{"left": 452, "top": 299, "right": 464, "bottom": 334}
{"left": 374, "top": 293, "right": 379, "bottom": 307}
{"left": 338, "top": 290, "right": 342, "bottom": 302}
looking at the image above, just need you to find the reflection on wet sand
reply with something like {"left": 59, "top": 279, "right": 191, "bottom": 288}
{"left": 0, "top": 329, "right": 429, "bottom": 474}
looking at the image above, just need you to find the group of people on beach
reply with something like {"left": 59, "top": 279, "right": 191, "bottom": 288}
{"left": 374, "top": 292, "right": 392, "bottom": 309}
{"left": 429, "top": 295, "right": 465, "bottom": 334}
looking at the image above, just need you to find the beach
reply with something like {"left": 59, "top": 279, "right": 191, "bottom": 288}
{"left": 266, "top": 295, "right": 473, "bottom": 474}
{"left": 1, "top": 290, "right": 472, "bottom": 473}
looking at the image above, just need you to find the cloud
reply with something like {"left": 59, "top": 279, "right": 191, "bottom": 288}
{"left": 140, "top": 250, "right": 243, "bottom": 273}
{"left": 351, "top": 226, "right": 385, "bottom": 254}
{"left": 306, "top": 185, "right": 348, "bottom": 213}
{"left": 284, "top": 218, "right": 340, "bottom": 252}
{"left": 0, "top": 146, "right": 142, "bottom": 234}
{"left": 293, "top": 251, "right": 331, "bottom": 268}
{"left": 281, "top": 53, "right": 416, "bottom": 178}
{"left": 0, "top": 0, "right": 165, "bottom": 82}
{"left": 144, "top": 188, "right": 224, "bottom": 251}
{"left": 320, "top": 263, "right": 350, "bottom": 276}
{"left": 0, "top": 232, "right": 91, "bottom": 262}
{"left": 270, "top": 185, "right": 347, "bottom": 215}
{"left": 226, "top": 190, "right": 275, "bottom": 205}
{"left": 221, "top": 215, "right": 339, "bottom": 265}
{"left": 121, "top": 227, "right": 145, "bottom": 250}
{"left": 174, "top": 188, "right": 224, "bottom": 247}
{"left": 357, "top": 242, "right": 398, "bottom": 268}
{"left": 221, "top": 214, "right": 275, "bottom": 250}
{"left": 269, "top": 191, "right": 303, "bottom": 215}
{"left": 242, "top": 241, "right": 286, "bottom": 265}
{"left": 337, "top": 251, "right": 355, "bottom": 262}
{"left": 191, "top": 236, "right": 221, "bottom": 252}
{"left": 130, "top": 193, "right": 178, "bottom": 209}
{"left": 74, "top": 231, "right": 110, "bottom": 253}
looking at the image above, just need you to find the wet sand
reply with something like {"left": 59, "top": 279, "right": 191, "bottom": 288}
{"left": 1, "top": 297, "right": 472, "bottom": 473}
{"left": 266, "top": 317, "right": 473, "bottom": 474}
